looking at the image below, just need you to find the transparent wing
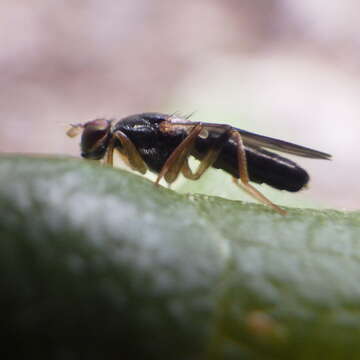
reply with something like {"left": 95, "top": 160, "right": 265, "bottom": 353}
{"left": 163, "top": 119, "right": 331, "bottom": 160}
{"left": 236, "top": 128, "right": 331, "bottom": 159}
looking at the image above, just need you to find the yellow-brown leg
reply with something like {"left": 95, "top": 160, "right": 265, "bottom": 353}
{"left": 104, "top": 137, "right": 116, "bottom": 166}
{"left": 230, "top": 130, "right": 287, "bottom": 215}
{"left": 113, "top": 130, "right": 148, "bottom": 174}
{"left": 181, "top": 140, "right": 228, "bottom": 180}
{"left": 155, "top": 124, "right": 204, "bottom": 185}
{"left": 181, "top": 124, "right": 234, "bottom": 180}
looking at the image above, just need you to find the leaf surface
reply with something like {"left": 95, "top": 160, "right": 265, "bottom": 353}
{"left": 0, "top": 155, "right": 359, "bottom": 359}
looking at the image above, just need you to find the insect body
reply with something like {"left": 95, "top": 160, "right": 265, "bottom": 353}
{"left": 67, "top": 112, "right": 331, "bottom": 215}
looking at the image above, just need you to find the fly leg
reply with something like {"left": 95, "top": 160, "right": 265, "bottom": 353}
{"left": 181, "top": 126, "right": 281, "bottom": 214}
{"left": 104, "top": 136, "right": 116, "bottom": 166}
{"left": 156, "top": 123, "right": 204, "bottom": 185}
{"left": 113, "top": 131, "right": 148, "bottom": 174}
{"left": 230, "top": 130, "right": 287, "bottom": 215}
{"left": 181, "top": 126, "right": 232, "bottom": 180}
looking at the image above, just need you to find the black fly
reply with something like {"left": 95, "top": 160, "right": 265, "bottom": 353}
{"left": 67, "top": 112, "right": 331, "bottom": 215}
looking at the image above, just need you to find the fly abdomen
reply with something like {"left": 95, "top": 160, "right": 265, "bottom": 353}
{"left": 194, "top": 137, "right": 309, "bottom": 192}
{"left": 243, "top": 147, "right": 309, "bottom": 192}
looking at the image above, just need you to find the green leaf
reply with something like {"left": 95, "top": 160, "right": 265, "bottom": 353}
{"left": 0, "top": 155, "right": 359, "bottom": 359}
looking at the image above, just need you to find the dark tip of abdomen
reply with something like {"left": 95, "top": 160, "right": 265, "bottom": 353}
{"left": 246, "top": 150, "right": 310, "bottom": 192}
{"left": 272, "top": 166, "right": 309, "bottom": 192}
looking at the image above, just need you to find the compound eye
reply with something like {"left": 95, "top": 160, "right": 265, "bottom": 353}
{"left": 81, "top": 119, "right": 110, "bottom": 158}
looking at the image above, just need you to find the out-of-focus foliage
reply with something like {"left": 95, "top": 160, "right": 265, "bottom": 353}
{"left": 1, "top": 155, "right": 359, "bottom": 359}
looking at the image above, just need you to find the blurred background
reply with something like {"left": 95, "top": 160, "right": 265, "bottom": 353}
{"left": 1, "top": 0, "right": 359, "bottom": 210}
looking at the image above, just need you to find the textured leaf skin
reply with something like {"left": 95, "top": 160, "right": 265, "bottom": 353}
{"left": 0, "top": 155, "right": 359, "bottom": 359}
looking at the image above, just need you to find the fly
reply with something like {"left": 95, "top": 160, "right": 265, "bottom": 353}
{"left": 66, "top": 112, "right": 331, "bottom": 215}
